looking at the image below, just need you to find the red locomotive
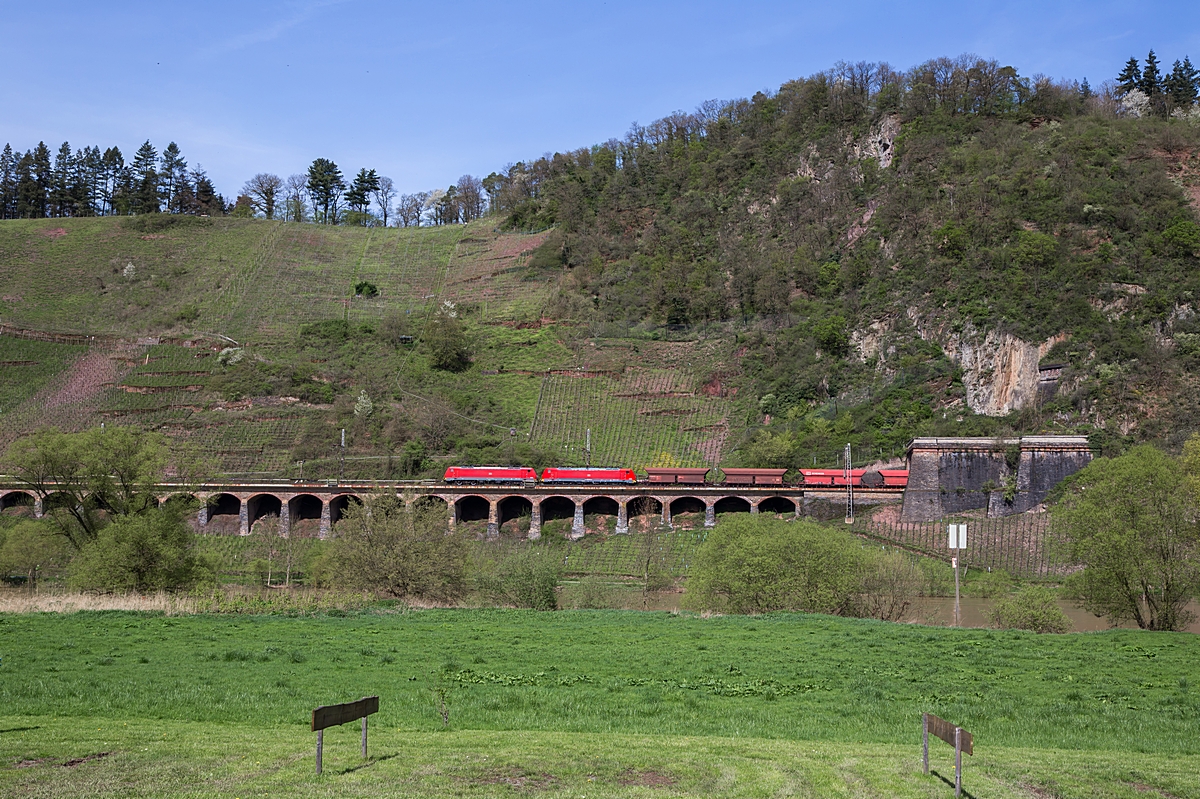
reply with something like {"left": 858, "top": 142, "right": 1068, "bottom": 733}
{"left": 540, "top": 467, "right": 638, "bottom": 484}
{"left": 443, "top": 466, "right": 537, "bottom": 483}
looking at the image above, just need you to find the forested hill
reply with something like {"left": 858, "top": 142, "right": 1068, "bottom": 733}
{"left": 2, "top": 56, "right": 1200, "bottom": 479}
{"left": 489, "top": 56, "right": 1200, "bottom": 456}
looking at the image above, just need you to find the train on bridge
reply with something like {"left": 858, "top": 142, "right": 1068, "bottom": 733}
{"left": 443, "top": 466, "right": 909, "bottom": 489}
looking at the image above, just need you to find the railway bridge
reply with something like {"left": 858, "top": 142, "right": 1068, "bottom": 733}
{"left": 0, "top": 480, "right": 903, "bottom": 540}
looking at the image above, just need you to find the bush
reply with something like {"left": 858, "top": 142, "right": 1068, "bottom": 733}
{"left": 475, "top": 547, "right": 561, "bottom": 610}
{"left": 327, "top": 495, "right": 468, "bottom": 601}
{"left": 990, "top": 585, "right": 1072, "bottom": 634}
{"left": 569, "top": 576, "right": 619, "bottom": 609}
{"left": 685, "top": 516, "right": 870, "bottom": 614}
{"left": 0, "top": 519, "right": 71, "bottom": 587}
{"left": 968, "top": 568, "right": 1015, "bottom": 598}
{"left": 851, "top": 550, "right": 922, "bottom": 621}
{"left": 68, "top": 507, "right": 214, "bottom": 592}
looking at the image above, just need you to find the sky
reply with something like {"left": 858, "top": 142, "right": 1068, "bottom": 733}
{"left": 2, "top": 0, "right": 1199, "bottom": 201}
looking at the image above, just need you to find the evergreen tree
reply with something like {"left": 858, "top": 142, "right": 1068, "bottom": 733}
{"left": 1166, "top": 56, "right": 1200, "bottom": 108}
{"left": 189, "top": 167, "right": 224, "bottom": 216}
{"left": 1140, "top": 49, "right": 1162, "bottom": 97}
{"left": 306, "top": 158, "right": 345, "bottom": 224}
{"left": 15, "top": 151, "right": 38, "bottom": 218}
{"left": 101, "top": 147, "right": 126, "bottom": 215}
{"left": 79, "top": 146, "right": 104, "bottom": 216}
{"left": 1117, "top": 56, "right": 1141, "bottom": 95}
{"left": 130, "top": 140, "right": 159, "bottom": 214}
{"left": 0, "top": 144, "right": 16, "bottom": 220}
{"left": 51, "top": 142, "right": 78, "bottom": 217}
{"left": 158, "top": 142, "right": 187, "bottom": 213}
{"left": 344, "top": 167, "right": 380, "bottom": 223}
{"left": 16, "top": 143, "right": 54, "bottom": 218}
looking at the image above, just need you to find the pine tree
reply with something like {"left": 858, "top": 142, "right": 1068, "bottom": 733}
{"left": 1117, "top": 56, "right": 1141, "bottom": 95}
{"left": 29, "top": 142, "right": 52, "bottom": 218}
{"left": 1178, "top": 56, "right": 1200, "bottom": 107}
{"left": 1140, "top": 49, "right": 1162, "bottom": 97}
{"left": 79, "top": 146, "right": 104, "bottom": 216}
{"left": 190, "top": 167, "right": 224, "bottom": 216}
{"left": 159, "top": 142, "right": 187, "bottom": 213}
{"left": 101, "top": 147, "right": 126, "bottom": 215}
{"left": 51, "top": 142, "right": 77, "bottom": 217}
{"left": 306, "top": 158, "right": 345, "bottom": 224}
{"left": 130, "top": 140, "right": 159, "bottom": 214}
{"left": 344, "top": 168, "right": 380, "bottom": 223}
{"left": 0, "top": 144, "right": 16, "bottom": 220}
{"left": 15, "top": 150, "right": 38, "bottom": 218}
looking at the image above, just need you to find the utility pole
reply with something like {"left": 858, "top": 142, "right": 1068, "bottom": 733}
{"left": 586, "top": 428, "right": 591, "bottom": 467}
{"left": 844, "top": 443, "right": 854, "bottom": 523}
{"left": 339, "top": 429, "right": 346, "bottom": 484}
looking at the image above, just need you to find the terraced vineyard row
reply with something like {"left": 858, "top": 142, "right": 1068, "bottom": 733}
{"left": 165, "top": 414, "right": 305, "bottom": 475}
{"left": 528, "top": 370, "right": 733, "bottom": 469}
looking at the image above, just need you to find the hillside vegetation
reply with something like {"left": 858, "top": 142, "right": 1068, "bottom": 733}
{"left": 3, "top": 57, "right": 1200, "bottom": 476}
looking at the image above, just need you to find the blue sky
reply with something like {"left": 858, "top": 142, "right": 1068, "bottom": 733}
{"left": 2, "top": 1, "right": 1198, "bottom": 200}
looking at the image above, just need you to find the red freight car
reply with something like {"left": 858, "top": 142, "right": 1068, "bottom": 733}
{"left": 540, "top": 467, "right": 637, "bottom": 484}
{"left": 799, "top": 468, "right": 866, "bottom": 487}
{"left": 643, "top": 468, "right": 711, "bottom": 484}
{"left": 720, "top": 468, "right": 788, "bottom": 486}
{"left": 444, "top": 466, "right": 538, "bottom": 483}
{"left": 879, "top": 469, "right": 909, "bottom": 488}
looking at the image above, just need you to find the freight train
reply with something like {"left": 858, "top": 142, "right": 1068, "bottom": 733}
{"left": 442, "top": 466, "right": 908, "bottom": 488}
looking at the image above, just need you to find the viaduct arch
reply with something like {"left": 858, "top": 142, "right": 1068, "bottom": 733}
{"left": 0, "top": 482, "right": 867, "bottom": 541}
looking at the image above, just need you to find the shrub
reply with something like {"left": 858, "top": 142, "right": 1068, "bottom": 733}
{"left": 851, "top": 550, "right": 921, "bottom": 621}
{"left": 475, "top": 547, "right": 561, "bottom": 610}
{"left": 569, "top": 576, "right": 619, "bottom": 609}
{"left": 969, "top": 568, "right": 1015, "bottom": 598}
{"left": 68, "top": 507, "right": 214, "bottom": 592}
{"left": 990, "top": 585, "right": 1072, "bottom": 634}
{"left": 327, "top": 495, "right": 468, "bottom": 601}
{"left": 685, "top": 516, "right": 870, "bottom": 614}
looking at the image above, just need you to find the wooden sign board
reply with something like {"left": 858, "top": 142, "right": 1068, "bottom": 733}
{"left": 925, "top": 712, "right": 973, "bottom": 755}
{"left": 312, "top": 696, "right": 379, "bottom": 732}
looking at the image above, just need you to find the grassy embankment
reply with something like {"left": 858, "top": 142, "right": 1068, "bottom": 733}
{"left": 1, "top": 609, "right": 1197, "bottom": 797}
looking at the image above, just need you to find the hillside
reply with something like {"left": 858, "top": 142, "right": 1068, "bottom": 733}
{"left": 0, "top": 217, "right": 743, "bottom": 477}
{"left": 4, "top": 61, "right": 1200, "bottom": 477}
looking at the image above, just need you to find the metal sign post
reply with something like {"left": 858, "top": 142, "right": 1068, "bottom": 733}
{"left": 311, "top": 696, "right": 379, "bottom": 775}
{"left": 922, "top": 712, "right": 973, "bottom": 797}
{"left": 947, "top": 524, "right": 966, "bottom": 626}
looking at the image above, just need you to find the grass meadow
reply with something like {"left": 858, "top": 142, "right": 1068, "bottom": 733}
{"left": 1, "top": 608, "right": 1197, "bottom": 797}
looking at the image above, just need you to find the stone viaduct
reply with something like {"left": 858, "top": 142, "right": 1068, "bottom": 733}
{"left": 0, "top": 481, "right": 901, "bottom": 539}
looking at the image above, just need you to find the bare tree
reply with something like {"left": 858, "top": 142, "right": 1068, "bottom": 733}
{"left": 373, "top": 176, "right": 397, "bottom": 226}
{"left": 283, "top": 173, "right": 309, "bottom": 222}
{"left": 242, "top": 173, "right": 283, "bottom": 219}
{"left": 397, "top": 192, "right": 428, "bottom": 227}
{"left": 456, "top": 174, "right": 485, "bottom": 222}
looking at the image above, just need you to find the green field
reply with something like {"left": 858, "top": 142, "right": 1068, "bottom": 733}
{"left": 1, "top": 609, "right": 1197, "bottom": 797}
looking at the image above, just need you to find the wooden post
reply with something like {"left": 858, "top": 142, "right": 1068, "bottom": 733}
{"left": 954, "top": 726, "right": 962, "bottom": 797}
{"left": 362, "top": 715, "right": 368, "bottom": 758}
{"left": 316, "top": 729, "right": 323, "bottom": 775}
{"left": 922, "top": 713, "right": 929, "bottom": 775}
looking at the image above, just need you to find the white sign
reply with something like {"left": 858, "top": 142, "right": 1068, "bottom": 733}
{"left": 947, "top": 524, "right": 967, "bottom": 550}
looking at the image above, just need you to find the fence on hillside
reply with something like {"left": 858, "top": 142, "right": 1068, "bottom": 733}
{"left": 852, "top": 512, "right": 1065, "bottom": 578}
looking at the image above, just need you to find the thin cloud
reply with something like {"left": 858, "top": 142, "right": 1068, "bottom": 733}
{"left": 201, "top": 0, "right": 351, "bottom": 55}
